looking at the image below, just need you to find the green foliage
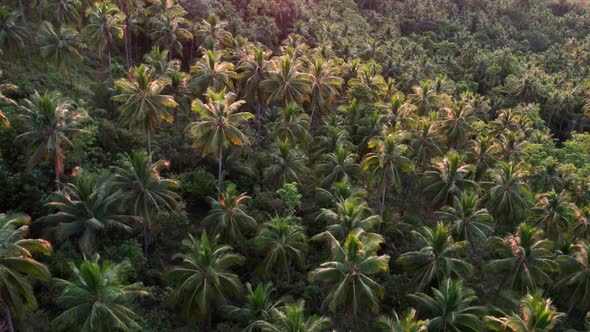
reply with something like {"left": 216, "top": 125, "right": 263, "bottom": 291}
{"left": 276, "top": 182, "right": 302, "bottom": 216}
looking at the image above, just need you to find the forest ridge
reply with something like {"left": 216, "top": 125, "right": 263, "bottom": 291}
{"left": 2, "top": 0, "right": 590, "bottom": 331}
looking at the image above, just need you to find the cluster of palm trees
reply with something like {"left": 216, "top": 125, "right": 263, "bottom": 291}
{"left": 3, "top": 0, "right": 590, "bottom": 331}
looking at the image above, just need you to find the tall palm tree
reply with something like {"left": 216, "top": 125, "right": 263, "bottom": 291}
{"left": 397, "top": 222, "right": 472, "bottom": 290}
{"left": 202, "top": 186, "right": 256, "bottom": 242}
{"left": 111, "top": 151, "right": 179, "bottom": 257}
{"left": 168, "top": 232, "right": 244, "bottom": 327}
{"left": 260, "top": 56, "right": 312, "bottom": 107}
{"left": 84, "top": 1, "right": 125, "bottom": 82}
{"left": 194, "top": 14, "right": 232, "bottom": 49}
{"left": 0, "top": 6, "right": 26, "bottom": 55}
{"left": 36, "top": 171, "right": 136, "bottom": 255}
{"left": 254, "top": 217, "right": 307, "bottom": 285}
{"left": 257, "top": 300, "right": 332, "bottom": 332}
{"left": 438, "top": 101, "right": 476, "bottom": 149}
{"left": 148, "top": 8, "right": 192, "bottom": 59}
{"left": 18, "top": 91, "right": 87, "bottom": 191}
{"left": 49, "top": 0, "right": 81, "bottom": 26}
{"left": 263, "top": 140, "right": 306, "bottom": 188}
{"left": 484, "top": 162, "right": 530, "bottom": 223}
{"left": 423, "top": 151, "right": 476, "bottom": 207}
{"left": 309, "top": 229, "right": 390, "bottom": 319}
{"left": 531, "top": 191, "right": 576, "bottom": 242}
{"left": 113, "top": 64, "right": 177, "bottom": 161}
{"left": 316, "top": 197, "right": 380, "bottom": 239}
{"left": 306, "top": 58, "right": 343, "bottom": 128}
{"left": 317, "top": 146, "right": 361, "bottom": 188}
{"left": 484, "top": 292, "right": 563, "bottom": 332}
{"left": 186, "top": 89, "right": 252, "bottom": 191}
{"left": 52, "top": 255, "right": 147, "bottom": 332}
{"left": 555, "top": 241, "right": 590, "bottom": 316}
{"left": 410, "top": 278, "right": 485, "bottom": 332}
{"left": 487, "top": 223, "right": 558, "bottom": 293}
{"left": 0, "top": 213, "right": 52, "bottom": 332}
{"left": 37, "top": 21, "right": 83, "bottom": 90}
{"left": 238, "top": 47, "right": 271, "bottom": 137}
{"left": 408, "top": 116, "right": 443, "bottom": 169}
{"left": 225, "top": 282, "right": 284, "bottom": 332}
{"left": 191, "top": 50, "right": 236, "bottom": 94}
{"left": 266, "top": 104, "right": 311, "bottom": 146}
{"left": 362, "top": 131, "right": 414, "bottom": 220}
{"left": 436, "top": 192, "right": 493, "bottom": 248}
{"left": 409, "top": 80, "right": 441, "bottom": 116}
{"left": 376, "top": 309, "right": 428, "bottom": 332}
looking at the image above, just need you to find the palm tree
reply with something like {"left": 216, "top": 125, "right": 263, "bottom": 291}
{"left": 148, "top": 8, "right": 192, "bottom": 59}
{"left": 531, "top": 191, "right": 576, "bottom": 242}
{"left": 555, "top": 241, "right": 590, "bottom": 317}
{"left": 317, "top": 146, "right": 361, "bottom": 188}
{"left": 36, "top": 171, "right": 136, "bottom": 255}
{"left": 238, "top": 47, "right": 271, "bottom": 137}
{"left": 113, "top": 64, "right": 177, "bottom": 161}
{"left": 0, "top": 213, "right": 52, "bottom": 332}
{"left": 484, "top": 162, "right": 530, "bottom": 223}
{"left": 18, "top": 91, "right": 87, "bottom": 191}
{"left": 0, "top": 80, "right": 18, "bottom": 127}
{"left": 168, "top": 232, "right": 244, "bottom": 327}
{"left": 257, "top": 300, "right": 331, "bottom": 332}
{"left": 306, "top": 58, "right": 343, "bottom": 128}
{"left": 194, "top": 14, "right": 232, "bottom": 49}
{"left": 263, "top": 140, "right": 305, "bottom": 188}
{"left": 316, "top": 197, "right": 380, "bottom": 239}
{"left": 84, "top": 1, "right": 125, "bottom": 82}
{"left": 260, "top": 56, "right": 312, "bottom": 107}
{"left": 186, "top": 89, "right": 252, "bottom": 191}
{"left": 202, "top": 186, "right": 256, "bottom": 242}
{"left": 487, "top": 223, "right": 558, "bottom": 293}
{"left": 0, "top": 6, "right": 26, "bottom": 55}
{"left": 436, "top": 192, "right": 493, "bottom": 249}
{"left": 484, "top": 292, "right": 563, "bottom": 331}
{"left": 397, "top": 222, "right": 472, "bottom": 290}
{"left": 423, "top": 151, "right": 476, "bottom": 207}
{"left": 409, "top": 278, "right": 485, "bottom": 332}
{"left": 309, "top": 229, "right": 390, "bottom": 318}
{"left": 111, "top": 151, "right": 179, "bottom": 257}
{"left": 409, "top": 80, "right": 441, "bottom": 116}
{"left": 225, "top": 282, "right": 283, "bottom": 332}
{"left": 254, "top": 217, "right": 307, "bottom": 285}
{"left": 37, "top": 21, "right": 83, "bottom": 90}
{"left": 52, "top": 255, "right": 147, "bottom": 332}
{"left": 362, "top": 131, "right": 414, "bottom": 220}
{"left": 408, "top": 116, "right": 443, "bottom": 169}
{"left": 49, "top": 0, "right": 81, "bottom": 26}
{"left": 266, "top": 104, "right": 311, "bottom": 146}
{"left": 376, "top": 309, "right": 428, "bottom": 332}
{"left": 438, "top": 101, "right": 476, "bottom": 149}
{"left": 191, "top": 50, "right": 236, "bottom": 94}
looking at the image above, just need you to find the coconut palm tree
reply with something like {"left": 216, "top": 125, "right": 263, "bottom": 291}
{"left": 438, "top": 101, "right": 476, "bottom": 149}
{"left": 256, "top": 300, "right": 331, "bottom": 332}
{"left": 168, "top": 232, "right": 244, "bottom": 328}
{"left": 37, "top": 21, "right": 83, "bottom": 90}
{"left": 306, "top": 58, "right": 343, "bottom": 128}
{"left": 423, "top": 151, "right": 476, "bottom": 207}
{"left": 237, "top": 47, "right": 271, "bottom": 135}
{"left": 362, "top": 130, "right": 414, "bottom": 220}
{"left": 254, "top": 217, "right": 307, "bottom": 285}
{"left": 397, "top": 222, "right": 472, "bottom": 290}
{"left": 309, "top": 229, "right": 390, "bottom": 319}
{"left": 148, "top": 8, "right": 192, "bottom": 59}
{"left": 317, "top": 146, "right": 361, "bottom": 188}
{"left": 376, "top": 309, "right": 428, "bottom": 332}
{"left": 436, "top": 192, "right": 493, "bottom": 248}
{"left": 487, "top": 223, "right": 558, "bottom": 293}
{"left": 111, "top": 151, "right": 179, "bottom": 257}
{"left": 409, "top": 80, "right": 442, "bottom": 116}
{"left": 0, "top": 6, "right": 26, "bottom": 55}
{"left": 484, "top": 292, "right": 564, "bottom": 331}
{"left": 191, "top": 50, "right": 236, "bottom": 94}
{"left": 224, "top": 282, "right": 284, "bottom": 332}
{"left": 266, "top": 104, "right": 311, "bottom": 146}
{"left": 52, "top": 255, "right": 147, "bottom": 332}
{"left": 18, "top": 91, "right": 87, "bottom": 191}
{"left": 260, "top": 56, "right": 312, "bottom": 107}
{"left": 186, "top": 88, "right": 252, "bottom": 191}
{"left": 484, "top": 162, "right": 530, "bottom": 223}
{"left": 555, "top": 241, "right": 590, "bottom": 317}
{"left": 49, "top": 0, "right": 81, "bottom": 26}
{"left": 408, "top": 116, "right": 443, "bottom": 169}
{"left": 410, "top": 278, "right": 485, "bottom": 332}
{"left": 316, "top": 197, "right": 380, "bottom": 239}
{"left": 0, "top": 213, "right": 52, "bottom": 332}
{"left": 84, "top": 1, "right": 125, "bottom": 82}
{"left": 35, "top": 171, "right": 136, "bottom": 255}
{"left": 113, "top": 64, "right": 177, "bottom": 161}
{"left": 202, "top": 186, "right": 256, "bottom": 242}
{"left": 263, "top": 140, "right": 306, "bottom": 188}
{"left": 531, "top": 191, "right": 576, "bottom": 242}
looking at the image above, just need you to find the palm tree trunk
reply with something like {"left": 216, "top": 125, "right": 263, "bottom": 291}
{"left": 218, "top": 145, "right": 223, "bottom": 194}
{"left": 256, "top": 100, "right": 262, "bottom": 145}
{"left": 142, "top": 202, "right": 150, "bottom": 257}
{"left": 17, "top": 0, "right": 31, "bottom": 65}
{"left": 108, "top": 39, "right": 114, "bottom": 82}
{"left": 309, "top": 103, "right": 316, "bottom": 131}
{"left": 146, "top": 128, "right": 152, "bottom": 164}
{"left": 3, "top": 301, "right": 14, "bottom": 332}
{"left": 378, "top": 172, "right": 388, "bottom": 233}
{"left": 54, "top": 147, "right": 61, "bottom": 192}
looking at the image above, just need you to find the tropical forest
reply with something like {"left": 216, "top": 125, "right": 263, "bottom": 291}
{"left": 4, "top": 0, "right": 590, "bottom": 331}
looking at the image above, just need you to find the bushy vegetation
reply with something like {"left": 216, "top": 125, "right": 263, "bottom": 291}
{"left": 3, "top": 0, "right": 590, "bottom": 330}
